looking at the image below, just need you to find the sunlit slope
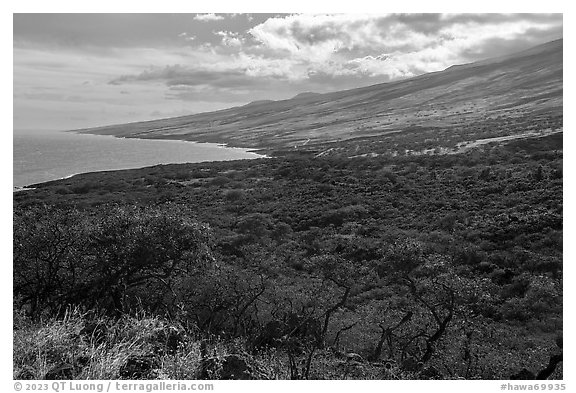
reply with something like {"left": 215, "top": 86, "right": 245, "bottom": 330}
{"left": 77, "top": 39, "right": 562, "bottom": 149}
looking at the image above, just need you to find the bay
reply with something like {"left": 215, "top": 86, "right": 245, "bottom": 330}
{"left": 13, "top": 130, "right": 263, "bottom": 188}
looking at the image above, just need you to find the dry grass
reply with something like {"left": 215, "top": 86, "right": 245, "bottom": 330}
{"left": 14, "top": 308, "right": 298, "bottom": 380}
{"left": 13, "top": 309, "right": 206, "bottom": 380}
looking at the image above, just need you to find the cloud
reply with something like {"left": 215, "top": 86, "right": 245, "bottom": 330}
{"left": 13, "top": 44, "right": 226, "bottom": 129}
{"left": 105, "top": 13, "right": 563, "bottom": 108}
{"left": 193, "top": 13, "right": 225, "bottom": 22}
{"left": 246, "top": 13, "right": 562, "bottom": 79}
{"left": 215, "top": 31, "right": 244, "bottom": 47}
{"left": 13, "top": 13, "right": 563, "bottom": 131}
{"left": 178, "top": 32, "right": 197, "bottom": 42}
{"left": 111, "top": 65, "right": 263, "bottom": 88}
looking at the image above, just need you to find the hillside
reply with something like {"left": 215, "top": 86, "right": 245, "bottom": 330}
{"left": 15, "top": 39, "right": 564, "bottom": 381}
{"left": 75, "top": 39, "right": 562, "bottom": 152}
{"left": 14, "top": 133, "right": 563, "bottom": 380}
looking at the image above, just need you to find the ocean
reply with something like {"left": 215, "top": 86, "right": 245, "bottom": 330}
{"left": 13, "top": 130, "right": 263, "bottom": 188}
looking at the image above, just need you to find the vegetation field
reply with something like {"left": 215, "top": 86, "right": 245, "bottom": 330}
{"left": 13, "top": 131, "right": 563, "bottom": 380}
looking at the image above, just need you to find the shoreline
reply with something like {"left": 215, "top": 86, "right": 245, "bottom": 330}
{"left": 71, "top": 129, "right": 272, "bottom": 157}
{"left": 14, "top": 155, "right": 271, "bottom": 190}
{"left": 70, "top": 128, "right": 268, "bottom": 154}
{"left": 14, "top": 131, "right": 269, "bottom": 190}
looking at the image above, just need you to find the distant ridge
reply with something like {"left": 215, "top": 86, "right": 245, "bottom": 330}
{"left": 76, "top": 39, "right": 563, "bottom": 150}
{"left": 243, "top": 99, "right": 275, "bottom": 107}
{"left": 291, "top": 92, "right": 321, "bottom": 100}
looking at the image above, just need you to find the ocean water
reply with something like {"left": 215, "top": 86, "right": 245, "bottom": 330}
{"left": 13, "top": 130, "right": 263, "bottom": 188}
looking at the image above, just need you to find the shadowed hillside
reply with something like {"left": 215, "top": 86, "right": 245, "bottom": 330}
{"left": 75, "top": 39, "right": 562, "bottom": 151}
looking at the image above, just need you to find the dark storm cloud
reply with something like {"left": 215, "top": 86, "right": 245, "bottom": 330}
{"left": 110, "top": 65, "right": 275, "bottom": 89}
{"left": 162, "top": 67, "right": 396, "bottom": 105}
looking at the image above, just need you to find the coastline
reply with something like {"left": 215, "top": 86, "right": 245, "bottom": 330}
{"left": 13, "top": 186, "right": 36, "bottom": 193}
{"left": 69, "top": 128, "right": 271, "bottom": 156}
{"left": 14, "top": 130, "right": 268, "bottom": 190}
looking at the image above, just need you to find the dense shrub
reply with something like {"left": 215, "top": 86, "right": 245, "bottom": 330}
{"left": 13, "top": 133, "right": 563, "bottom": 379}
{"left": 14, "top": 204, "right": 212, "bottom": 319}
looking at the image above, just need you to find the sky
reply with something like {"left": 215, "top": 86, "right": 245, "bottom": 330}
{"left": 13, "top": 13, "right": 563, "bottom": 131}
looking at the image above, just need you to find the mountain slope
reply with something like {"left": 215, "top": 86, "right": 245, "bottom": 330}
{"left": 77, "top": 39, "right": 563, "bottom": 150}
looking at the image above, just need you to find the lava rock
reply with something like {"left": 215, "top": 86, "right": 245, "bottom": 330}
{"left": 119, "top": 354, "right": 159, "bottom": 379}
{"left": 511, "top": 368, "right": 535, "bottom": 380}
{"left": 44, "top": 363, "right": 74, "bottom": 380}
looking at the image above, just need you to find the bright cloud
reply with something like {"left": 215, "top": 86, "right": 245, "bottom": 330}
{"left": 193, "top": 13, "right": 225, "bottom": 22}
{"left": 215, "top": 31, "right": 244, "bottom": 47}
{"left": 246, "top": 13, "right": 562, "bottom": 79}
